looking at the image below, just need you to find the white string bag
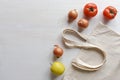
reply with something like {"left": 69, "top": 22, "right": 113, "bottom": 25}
{"left": 62, "top": 22, "right": 120, "bottom": 80}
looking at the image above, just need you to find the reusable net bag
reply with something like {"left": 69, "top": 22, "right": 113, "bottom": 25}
{"left": 62, "top": 22, "right": 120, "bottom": 80}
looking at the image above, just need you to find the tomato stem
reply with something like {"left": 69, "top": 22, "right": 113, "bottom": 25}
{"left": 89, "top": 7, "right": 94, "bottom": 11}
{"left": 110, "top": 9, "right": 114, "bottom": 14}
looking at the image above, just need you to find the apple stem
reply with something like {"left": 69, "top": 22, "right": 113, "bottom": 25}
{"left": 50, "top": 62, "right": 52, "bottom": 65}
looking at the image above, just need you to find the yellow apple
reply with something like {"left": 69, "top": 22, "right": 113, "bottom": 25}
{"left": 50, "top": 61, "right": 65, "bottom": 75}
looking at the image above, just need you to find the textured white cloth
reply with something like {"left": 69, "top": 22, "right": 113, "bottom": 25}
{"left": 62, "top": 22, "right": 120, "bottom": 80}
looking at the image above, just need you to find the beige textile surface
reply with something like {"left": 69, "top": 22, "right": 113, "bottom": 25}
{"left": 62, "top": 28, "right": 106, "bottom": 71}
{"left": 62, "top": 22, "right": 120, "bottom": 80}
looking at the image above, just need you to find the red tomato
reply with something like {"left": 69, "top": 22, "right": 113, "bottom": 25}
{"left": 83, "top": 3, "right": 98, "bottom": 17}
{"left": 103, "top": 6, "right": 117, "bottom": 19}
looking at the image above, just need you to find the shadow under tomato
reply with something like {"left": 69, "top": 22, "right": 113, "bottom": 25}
{"left": 101, "top": 16, "right": 110, "bottom": 24}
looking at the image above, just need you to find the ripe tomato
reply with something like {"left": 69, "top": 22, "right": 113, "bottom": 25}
{"left": 103, "top": 6, "right": 117, "bottom": 19}
{"left": 83, "top": 3, "right": 98, "bottom": 17}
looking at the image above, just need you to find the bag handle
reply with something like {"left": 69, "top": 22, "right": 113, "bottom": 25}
{"left": 62, "top": 28, "right": 106, "bottom": 71}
